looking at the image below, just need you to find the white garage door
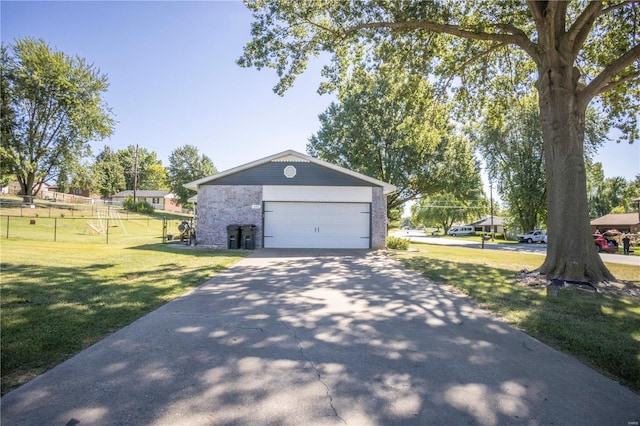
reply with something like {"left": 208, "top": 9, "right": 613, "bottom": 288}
{"left": 263, "top": 202, "right": 371, "bottom": 248}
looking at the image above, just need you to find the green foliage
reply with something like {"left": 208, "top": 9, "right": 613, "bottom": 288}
{"left": 123, "top": 196, "right": 154, "bottom": 213}
{"left": 308, "top": 67, "right": 483, "bottom": 213}
{"left": 93, "top": 146, "right": 126, "bottom": 197}
{"left": 0, "top": 38, "right": 114, "bottom": 197}
{"left": 116, "top": 146, "right": 166, "bottom": 191}
{"left": 412, "top": 192, "right": 488, "bottom": 234}
{"left": 386, "top": 236, "right": 410, "bottom": 250}
{"left": 472, "top": 95, "right": 546, "bottom": 232}
{"left": 168, "top": 145, "right": 217, "bottom": 207}
{"left": 588, "top": 163, "right": 639, "bottom": 217}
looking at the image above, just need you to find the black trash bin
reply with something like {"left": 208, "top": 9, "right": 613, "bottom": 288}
{"left": 227, "top": 224, "right": 241, "bottom": 249}
{"left": 241, "top": 225, "right": 256, "bottom": 250}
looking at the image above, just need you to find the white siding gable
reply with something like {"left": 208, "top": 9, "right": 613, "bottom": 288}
{"left": 263, "top": 186, "right": 372, "bottom": 203}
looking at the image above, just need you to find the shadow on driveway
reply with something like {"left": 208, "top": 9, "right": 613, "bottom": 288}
{"left": 2, "top": 249, "right": 638, "bottom": 425}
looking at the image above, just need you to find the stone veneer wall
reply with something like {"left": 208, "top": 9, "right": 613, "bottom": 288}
{"left": 371, "top": 187, "right": 388, "bottom": 249}
{"left": 196, "top": 185, "right": 263, "bottom": 248}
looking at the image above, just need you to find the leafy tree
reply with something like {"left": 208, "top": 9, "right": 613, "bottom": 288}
{"left": 116, "top": 146, "right": 165, "bottom": 191}
{"left": 308, "top": 67, "right": 480, "bottom": 213}
{"left": 168, "top": 145, "right": 217, "bottom": 207}
{"left": 70, "top": 161, "right": 97, "bottom": 194}
{"left": 622, "top": 175, "right": 640, "bottom": 212}
{"left": 0, "top": 38, "right": 114, "bottom": 198}
{"left": 144, "top": 163, "right": 169, "bottom": 190}
{"left": 412, "top": 192, "right": 488, "bottom": 235}
{"left": 238, "top": 1, "right": 639, "bottom": 282}
{"left": 93, "top": 146, "right": 125, "bottom": 198}
{"left": 589, "top": 169, "right": 632, "bottom": 218}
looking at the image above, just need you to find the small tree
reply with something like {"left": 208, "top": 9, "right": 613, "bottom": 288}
{"left": 168, "top": 145, "right": 217, "bottom": 207}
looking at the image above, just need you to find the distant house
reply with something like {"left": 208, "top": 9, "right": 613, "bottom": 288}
{"left": 111, "top": 190, "right": 181, "bottom": 213}
{"left": 469, "top": 215, "right": 506, "bottom": 235}
{"left": 590, "top": 213, "right": 640, "bottom": 234}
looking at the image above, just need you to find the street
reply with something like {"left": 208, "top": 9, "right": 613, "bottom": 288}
{"left": 392, "top": 230, "right": 640, "bottom": 266}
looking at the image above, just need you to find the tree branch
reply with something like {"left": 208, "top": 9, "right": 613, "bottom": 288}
{"left": 580, "top": 43, "right": 640, "bottom": 105}
{"left": 436, "top": 41, "right": 509, "bottom": 97}
{"left": 595, "top": 69, "right": 640, "bottom": 96}
{"left": 564, "top": 1, "right": 603, "bottom": 59}
{"left": 343, "top": 20, "right": 540, "bottom": 64}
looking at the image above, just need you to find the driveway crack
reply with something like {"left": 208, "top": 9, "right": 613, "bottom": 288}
{"left": 280, "top": 320, "right": 346, "bottom": 425}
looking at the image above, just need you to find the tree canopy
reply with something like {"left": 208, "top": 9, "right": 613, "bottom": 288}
{"left": 0, "top": 38, "right": 114, "bottom": 198}
{"left": 238, "top": 1, "right": 639, "bottom": 282}
{"left": 307, "top": 66, "right": 481, "bottom": 213}
{"left": 168, "top": 144, "right": 217, "bottom": 207}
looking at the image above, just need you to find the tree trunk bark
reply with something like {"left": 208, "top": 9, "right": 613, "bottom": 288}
{"left": 536, "top": 59, "right": 615, "bottom": 282}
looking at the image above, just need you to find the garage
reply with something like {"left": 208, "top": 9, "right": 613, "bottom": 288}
{"left": 184, "top": 150, "right": 396, "bottom": 250}
{"left": 264, "top": 202, "right": 371, "bottom": 248}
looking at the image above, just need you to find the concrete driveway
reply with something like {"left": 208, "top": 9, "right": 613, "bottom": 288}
{"left": 2, "top": 249, "right": 638, "bottom": 425}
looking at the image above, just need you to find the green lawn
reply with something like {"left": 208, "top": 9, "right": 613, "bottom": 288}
{"left": 396, "top": 241, "right": 640, "bottom": 392}
{"left": 0, "top": 238, "right": 247, "bottom": 395}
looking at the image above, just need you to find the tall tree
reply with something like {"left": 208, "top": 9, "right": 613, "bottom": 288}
{"left": 308, "top": 67, "right": 480, "bottom": 213}
{"left": 0, "top": 38, "right": 114, "bottom": 198}
{"left": 116, "top": 146, "right": 164, "bottom": 191}
{"left": 93, "top": 146, "right": 125, "bottom": 198}
{"left": 168, "top": 145, "right": 217, "bottom": 207}
{"left": 473, "top": 95, "right": 546, "bottom": 232}
{"left": 238, "top": 1, "right": 639, "bottom": 282}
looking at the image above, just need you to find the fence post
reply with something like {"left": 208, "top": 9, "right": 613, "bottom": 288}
{"left": 6, "top": 216, "right": 9, "bottom": 239}
{"left": 106, "top": 216, "right": 109, "bottom": 244}
{"left": 54, "top": 218, "right": 57, "bottom": 242}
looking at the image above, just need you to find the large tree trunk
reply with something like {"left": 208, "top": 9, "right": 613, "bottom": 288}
{"left": 535, "top": 57, "right": 615, "bottom": 283}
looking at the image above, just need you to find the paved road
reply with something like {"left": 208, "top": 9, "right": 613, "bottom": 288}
{"left": 2, "top": 249, "right": 638, "bottom": 425}
{"left": 393, "top": 230, "right": 640, "bottom": 266}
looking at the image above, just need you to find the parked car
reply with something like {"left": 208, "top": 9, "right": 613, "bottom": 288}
{"left": 447, "top": 226, "right": 474, "bottom": 236}
{"left": 517, "top": 230, "right": 547, "bottom": 243}
{"left": 593, "top": 233, "right": 618, "bottom": 253}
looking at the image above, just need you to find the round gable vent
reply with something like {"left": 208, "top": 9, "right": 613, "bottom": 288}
{"left": 283, "top": 165, "right": 297, "bottom": 178}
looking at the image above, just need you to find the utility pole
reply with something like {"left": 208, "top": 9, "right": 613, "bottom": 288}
{"left": 133, "top": 144, "right": 138, "bottom": 204}
{"left": 490, "top": 181, "right": 495, "bottom": 241}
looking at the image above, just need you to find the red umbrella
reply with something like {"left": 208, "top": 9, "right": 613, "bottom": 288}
{"left": 604, "top": 229, "right": 622, "bottom": 236}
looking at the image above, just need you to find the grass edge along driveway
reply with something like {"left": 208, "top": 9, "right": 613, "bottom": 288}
{"left": 396, "top": 242, "right": 640, "bottom": 393}
{"left": 0, "top": 240, "right": 247, "bottom": 395}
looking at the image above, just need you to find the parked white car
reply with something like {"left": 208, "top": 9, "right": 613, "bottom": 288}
{"left": 447, "top": 226, "right": 475, "bottom": 236}
{"left": 517, "top": 230, "right": 547, "bottom": 243}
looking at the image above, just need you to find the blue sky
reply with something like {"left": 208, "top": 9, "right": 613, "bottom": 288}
{"left": 2, "top": 1, "right": 638, "bottom": 184}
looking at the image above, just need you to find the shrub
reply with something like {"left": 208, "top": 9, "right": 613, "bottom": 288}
{"left": 387, "top": 236, "right": 410, "bottom": 250}
{"left": 123, "top": 196, "right": 155, "bottom": 213}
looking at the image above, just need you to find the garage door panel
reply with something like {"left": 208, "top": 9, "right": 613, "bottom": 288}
{"left": 264, "top": 202, "right": 370, "bottom": 249}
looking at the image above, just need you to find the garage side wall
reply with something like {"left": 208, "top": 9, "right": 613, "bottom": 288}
{"left": 196, "top": 185, "right": 263, "bottom": 248}
{"left": 371, "top": 187, "right": 388, "bottom": 249}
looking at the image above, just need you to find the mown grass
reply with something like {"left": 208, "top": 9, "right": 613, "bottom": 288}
{"left": 0, "top": 239, "right": 247, "bottom": 395}
{"left": 396, "top": 242, "right": 640, "bottom": 392}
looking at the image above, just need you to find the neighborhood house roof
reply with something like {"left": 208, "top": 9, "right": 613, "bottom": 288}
{"left": 590, "top": 213, "right": 640, "bottom": 226}
{"left": 112, "top": 190, "right": 173, "bottom": 198}
{"left": 469, "top": 215, "right": 505, "bottom": 227}
{"left": 184, "top": 150, "right": 397, "bottom": 194}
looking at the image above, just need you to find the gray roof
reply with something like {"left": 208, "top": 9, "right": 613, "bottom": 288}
{"left": 590, "top": 213, "right": 640, "bottom": 226}
{"left": 112, "top": 190, "right": 172, "bottom": 198}
{"left": 184, "top": 149, "right": 397, "bottom": 194}
{"left": 469, "top": 215, "right": 506, "bottom": 226}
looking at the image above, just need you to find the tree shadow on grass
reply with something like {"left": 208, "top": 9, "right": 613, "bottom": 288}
{"left": 399, "top": 255, "right": 640, "bottom": 392}
{"left": 0, "top": 249, "right": 241, "bottom": 395}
